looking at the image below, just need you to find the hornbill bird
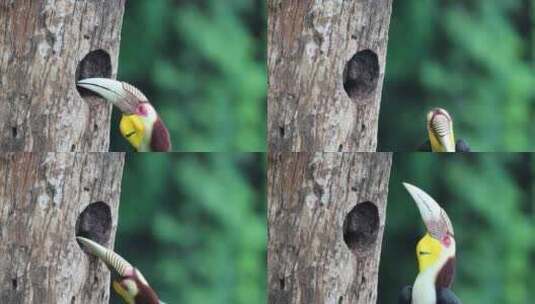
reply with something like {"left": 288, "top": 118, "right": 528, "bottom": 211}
{"left": 418, "top": 108, "right": 470, "bottom": 152}
{"left": 398, "top": 183, "right": 462, "bottom": 304}
{"left": 77, "top": 78, "right": 171, "bottom": 152}
{"left": 77, "top": 237, "right": 166, "bottom": 304}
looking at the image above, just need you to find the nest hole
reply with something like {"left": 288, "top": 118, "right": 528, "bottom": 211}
{"left": 343, "top": 201, "right": 379, "bottom": 252}
{"left": 75, "top": 201, "right": 112, "bottom": 250}
{"left": 343, "top": 50, "right": 379, "bottom": 103}
{"left": 75, "top": 49, "right": 112, "bottom": 97}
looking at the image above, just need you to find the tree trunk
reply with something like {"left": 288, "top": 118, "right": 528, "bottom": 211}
{"left": 0, "top": 153, "right": 125, "bottom": 304}
{"left": 268, "top": 152, "right": 392, "bottom": 304}
{"left": 0, "top": 1, "right": 126, "bottom": 152}
{"left": 268, "top": 0, "right": 393, "bottom": 152}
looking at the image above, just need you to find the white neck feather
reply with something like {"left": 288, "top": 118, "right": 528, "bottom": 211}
{"left": 412, "top": 239, "right": 456, "bottom": 304}
{"left": 139, "top": 106, "right": 158, "bottom": 151}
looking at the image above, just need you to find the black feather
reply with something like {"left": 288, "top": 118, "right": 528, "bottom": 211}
{"left": 455, "top": 139, "right": 470, "bottom": 152}
{"left": 398, "top": 285, "right": 412, "bottom": 304}
{"left": 437, "top": 287, "right": 462, "bottom": 304}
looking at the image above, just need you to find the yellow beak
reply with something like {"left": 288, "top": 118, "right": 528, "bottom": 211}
{"left": 428, "top": 128, "right": 455, "bottom": 152}
{"left": 119, "top": 114, "right": 145, "bottom": 151}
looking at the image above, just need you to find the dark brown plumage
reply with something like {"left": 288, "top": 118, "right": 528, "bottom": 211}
{"left": 436, "top": 257, "right": 456, "bottom": 288}
{"left": 150, "top": 118, "right": 171, "bottom": 152}
{"left": 133, "top": 273, "right": 160, "bottom": 304}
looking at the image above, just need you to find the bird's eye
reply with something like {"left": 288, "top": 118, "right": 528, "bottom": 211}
{"left": 419, "top": 251, "right": 430, "bottom": 256}
{"left": 136, "top": 104, "right": 148, "bottom": 116}
{"left": 442, "top": 235, "right": 452, "bottom": 247}
{"left": 125, "top": 131, "right": 136, "bottom": 138}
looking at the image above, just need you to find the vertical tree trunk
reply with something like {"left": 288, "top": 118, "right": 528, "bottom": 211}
{"left": 0, "top": 153, "right": 125, "bottom": 304}
{"left": 268, "top": 0, "right": 393, "bottom": 152}
{"left": 0, "top": 1, "right": 125, "bottom": 152}
{"left": 268, "top": 152, "right": 392, "bottom": 304}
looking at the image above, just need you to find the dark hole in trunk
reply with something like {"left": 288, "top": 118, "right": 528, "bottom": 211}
{"left": 343, "top": 50, "right": 379, "bottom": 104}
{"left": 343, "top": 201, "right": 379, "bottom": 253}
{"left": 75, "top": 201, "right": 112, "bottom": 250}
{"left": 75, "top": 49, "right": 112, "bottom": 97}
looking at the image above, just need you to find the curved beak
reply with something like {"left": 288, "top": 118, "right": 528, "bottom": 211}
{"left": 402, "top": 182, "right": 454, "bottom": 239}
{"left": 438, "top": 137, "right": 455, "bottom": 152}
{"left": 77, "top": 78, "right": 147, "bottom": 114}
{"left": 427, "top": 109, "right": 455, "bottom": 152}
{"left": 77, "top": 78, "right": 127, "bottom": 104}
{"left": 77, "top": 236, "right": 133, "bottom": 277}
{"left": 436, "top": 132, "right": 455, "bottom": 152}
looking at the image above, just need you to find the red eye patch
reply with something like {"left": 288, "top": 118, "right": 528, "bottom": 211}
{"left": 442, "top": 235, "right": 451, "bottom": 247}
{"left": 136, "top": 104, "right": 148, "bottom": 116}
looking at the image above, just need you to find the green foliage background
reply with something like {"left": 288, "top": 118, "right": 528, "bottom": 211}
{"left": 113, "top": 153, "right": 266, "bottom": 304}
{"left": 379, "top": 1, "right": 535, "bottom": 151}
{"left": 112, "top": 2, "right": 267, "bottom": 302}
{"left": 380, "top": 2, "right": 535, "bottom": 299}
{"left": 379, "top": 153, "right": 535, "bottom": 303}
{"left": 111, "top": 0, "right": 266, "bottom": 152}
{"left": 109, "top": 1, "right": 535, "bottom": 304}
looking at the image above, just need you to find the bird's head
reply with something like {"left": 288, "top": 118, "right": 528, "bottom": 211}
{"left": 77, "top": 237, "right": 162, "bottom": 304}
{"left": 118, "top": 102, "right": 158, "bottom": 151}
{"left": 112, "top": 268, "right": 161, "bottom": 304}
{"left": 77, "top": 78, "right": 170, "bottom": 151}
{"left": 403, "top": 183, "right": 456, "bottom": 287}
{"left": 426, "top": 108, "right": 455, "bottom": 152}
{"left": 415, "top": 232, "right": 453, "bottom": 273}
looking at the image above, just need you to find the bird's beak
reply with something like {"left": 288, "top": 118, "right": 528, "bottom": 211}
{"left": 77, "top": 78, "right": 128, "bottom": 105}
{"left": 77, "top": 78, "right": 147, "bottom": 114}
{"left": 427, "top": 110, "right": 455, "bottom": 152}
{"left": 402, "top": 182, "right": 454, "bottom": 239}
{"left": 77, "top": 237, "right": 133, "bottom": 277}
{"left": 437, "top": 132, "right": 455, "bottom": 152}
{"left": 119, "top": 114, "right": 145, "bottom": 151}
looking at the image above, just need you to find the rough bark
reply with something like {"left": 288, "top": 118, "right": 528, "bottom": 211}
{"left": 0, "top": 153, "right": 125, "bottom": 304}
{"left": 268, "top": 0, "right": 393, "bottom": 152}
{"left": 268, "top": 152, "right": 392, "bottom": 304}
{"left": 0, "top": 1, "right": 126, "bottom": 152}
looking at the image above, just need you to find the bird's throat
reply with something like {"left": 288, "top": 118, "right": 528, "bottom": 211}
{"left": 412, "top": 253, "right": 455, "bottom": 303}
